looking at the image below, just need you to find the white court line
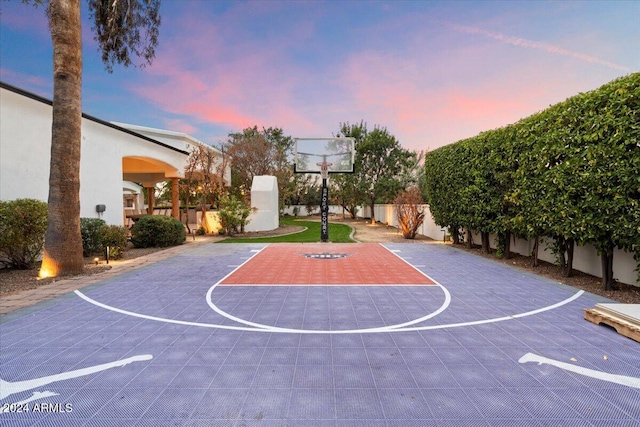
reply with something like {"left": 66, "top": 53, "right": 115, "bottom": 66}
{"left": 520, "top": 352, "right": 640, "bottom": 389}
{"left": 74, "top": 243, "right": 585, "bottom": 334}
{"left": 381, "top": 243, "right": 435, "bottom": 285}
{"left": 206, "top": 243, "right": 451, "bottom": 332}
{"left": 0, "top": 354, "right": 152, "bottom": 401}
{"left": 216, "top": 246, "right": 267, "bottom": 284}
{"left": 401, "top": 290, "right": 584, "bottom": 332}
{"left": 205, "top": 283, "right": 451, "bottom": 333}
{"left": 75, "top": 289, "right": 583, "bottom": 334}
{"left": 75, "top": 291, "right": 263, "bottom": 332}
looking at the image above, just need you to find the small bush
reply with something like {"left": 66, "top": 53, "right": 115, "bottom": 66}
{"left": 218, "top": 194, "right": 251, "bottom": 236}
{"left": 130, "top": 215, "right": 186, "bottom": 248}
{"left": 80, "top": 218, "right": 107, "bottom": 257}
{"left": 81, "top": 218, "right": 130, "bottom": 259}
{"left": 99, "top": 225, "right": 129, "bottom": 259}
{"left": 394, "top": 186, "right": 426, "bottom": 239}
{"left": 0, "top": 198, "right": 48, "bottom": 269}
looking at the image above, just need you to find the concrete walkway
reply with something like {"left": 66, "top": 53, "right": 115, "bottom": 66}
{"left": 1, "top": 241, "right": 639, "bottom": 426}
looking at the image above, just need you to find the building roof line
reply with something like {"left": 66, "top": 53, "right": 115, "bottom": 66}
{"left": 0, "top": 81, "right": 189, "bottom": 156}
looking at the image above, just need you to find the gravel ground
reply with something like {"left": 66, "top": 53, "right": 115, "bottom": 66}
{"left": 1, "top": 217, "right": 639, "bottom": 305}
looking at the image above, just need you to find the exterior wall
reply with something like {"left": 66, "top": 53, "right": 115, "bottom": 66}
{"left": 361, "top": 205, "right": 446, "bottom": 241}
{"left": 469, "top": 230, "right": 638, "bottom": 286}
{"left": 366, "top": 204, "right": 639, "bottom": 287}
{"left": 114, "top": 122, "right": 231, "bottom": 186}
{"left": 245, "top": 176, "right": 279, "bottom": 232}
{"left": 1, "top": 88, "right": 52, "bottom": 202}
{"left": 1, "top": 84, "right": 189, "bottom": 226}
{"left": 79, "top": 119, "right": 187, "bottom": 224}
{"left": 282, "top": 205, "right": 346, "bottom": 216}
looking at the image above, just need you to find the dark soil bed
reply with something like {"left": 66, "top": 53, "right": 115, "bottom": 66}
{"left": 453, "top": 243, "right": 640, "bottom": 304}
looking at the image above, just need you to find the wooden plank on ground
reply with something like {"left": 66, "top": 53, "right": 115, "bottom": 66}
{"left": 584, "top": 303, "right": 640, "bottom": 343}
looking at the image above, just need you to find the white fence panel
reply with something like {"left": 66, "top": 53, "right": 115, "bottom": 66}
{"left": 366, "top": 204, "right": 638, "bottom": 287}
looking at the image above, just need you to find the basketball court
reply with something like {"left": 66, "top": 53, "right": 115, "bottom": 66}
{"left": 1, "top": 242, "right": 639, "bottom": 425}
{"left": 219, "top": 244, "right": 435, "bottom": 285}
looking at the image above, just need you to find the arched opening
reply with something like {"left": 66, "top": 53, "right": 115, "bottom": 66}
{"left": 122, "top": 156, "right": 182, "bottom": 225}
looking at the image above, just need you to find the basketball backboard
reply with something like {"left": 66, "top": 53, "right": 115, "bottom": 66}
{"left": 294, "top": 137, "right": 355, "bottom": 174}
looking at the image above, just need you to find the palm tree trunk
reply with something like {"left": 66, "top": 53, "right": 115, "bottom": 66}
{"left": 39, "top": 0, "right": 84, "bottom": 278}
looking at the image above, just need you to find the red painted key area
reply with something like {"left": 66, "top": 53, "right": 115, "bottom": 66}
{"left": 220, "top": 243, "right": 435, "bottom": 286}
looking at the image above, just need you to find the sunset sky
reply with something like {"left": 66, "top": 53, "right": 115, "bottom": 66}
{"left": 1, "top": 0, "right": 638, "bottom": 152}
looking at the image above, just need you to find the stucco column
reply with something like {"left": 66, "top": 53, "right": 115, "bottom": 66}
{"left": 145, "top": 185, "right": 155, "bottom": 215}
{"left": 171, "top": 178, "right": 180, "bottom": 220}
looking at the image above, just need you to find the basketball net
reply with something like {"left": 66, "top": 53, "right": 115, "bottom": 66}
{"left": 317, "top": 162, "right": 332, "bottom": 180}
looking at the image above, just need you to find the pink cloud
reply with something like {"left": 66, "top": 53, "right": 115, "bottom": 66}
{"left": 335, "top": 42, "right": 610, "bottom": 151}
{"left": 126, "top": 7, "right": 323, "bottom": 137}
{"left": 121, "top": 6, "right": 632, "bottom": 153}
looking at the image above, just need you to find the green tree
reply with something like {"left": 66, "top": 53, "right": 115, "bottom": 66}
{"left": 467, "top": 137, "right": 495, "bottom": 252}
{"left": 336, "top": 122, "right": 415, "bottom": 224}
{"left": 330, "top": 174, "right": 361, "bottom": 219}
{"left": 509, "top": 105, "right": 581, "bottom": 271}
{"left": 183, "top": 143, "right": 229, "bottom": 209}
{"left": 24, "top": 0, "right": 161, "bottom": 279}
{"left": 549, "top": 75, "right": 639, "bottom": 289}
{"left": 332, "top": 121, "right": 368, "bottom": 218}
{"left": 302, "top": 177, "right": 322, "bottom": 216}
{"left": 226, "top": 126, "right": 294, "bottom": 209}
{"left": 483, "top": 125, "right": 522, "bottom": 259}
{"left": 425, "top": 73, "right": 640, "bottom": 287}
{"left": 508, "top": 109, "right": 560, "bottom": 267}
{"left": 218, "top": 194, "right": 252, "bottom": 236}
{"left": 422, "top": 142, "right": 468, "bottom": 245}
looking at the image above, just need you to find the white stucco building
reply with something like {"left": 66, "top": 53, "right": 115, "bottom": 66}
{"left": 0, "top": 82, "right": 229, "bottom": 226}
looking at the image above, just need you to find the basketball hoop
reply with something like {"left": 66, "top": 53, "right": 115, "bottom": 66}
{"left": 293, "top": 137, "right": 355, "bottom": 243}
{"left": 317, "top": 162, "right": 333, "bottom": 180}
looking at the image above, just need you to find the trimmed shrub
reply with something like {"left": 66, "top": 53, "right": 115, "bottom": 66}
{"left": 130, "top": 215, "right": 186, "bottom": 248}
{"left": 80, "top": 218, "right": 106, "bottom": 257}
{"left": 0, "top": 198, "right": 48, "bottom": 269}
{"left": 394, "top": 186, "right": 426, "bottom": 239}
{"left": 218, "top": 194, "right": 251, "bottom": 236}
{"left": 99, "top": 225, "right": 129, "bottom": 259}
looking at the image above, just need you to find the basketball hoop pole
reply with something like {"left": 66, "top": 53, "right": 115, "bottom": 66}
{"left": 294, "top": 138, "right": 355, "bottom": 242}
{"left": 318, "top": 161, "right": 332, "bottom": 243}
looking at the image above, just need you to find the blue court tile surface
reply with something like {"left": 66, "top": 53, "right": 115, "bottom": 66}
{"left": 1, "top": 242, "right": 639, "bottom": 426}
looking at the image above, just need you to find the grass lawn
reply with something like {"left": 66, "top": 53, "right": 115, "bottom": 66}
{"left": 219, "top": 216, "right": 356, "bottom": 243}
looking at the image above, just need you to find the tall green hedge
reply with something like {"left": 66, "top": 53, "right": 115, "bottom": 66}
{"left": 422, "top": 73, "right": 640, "bottom": 289}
